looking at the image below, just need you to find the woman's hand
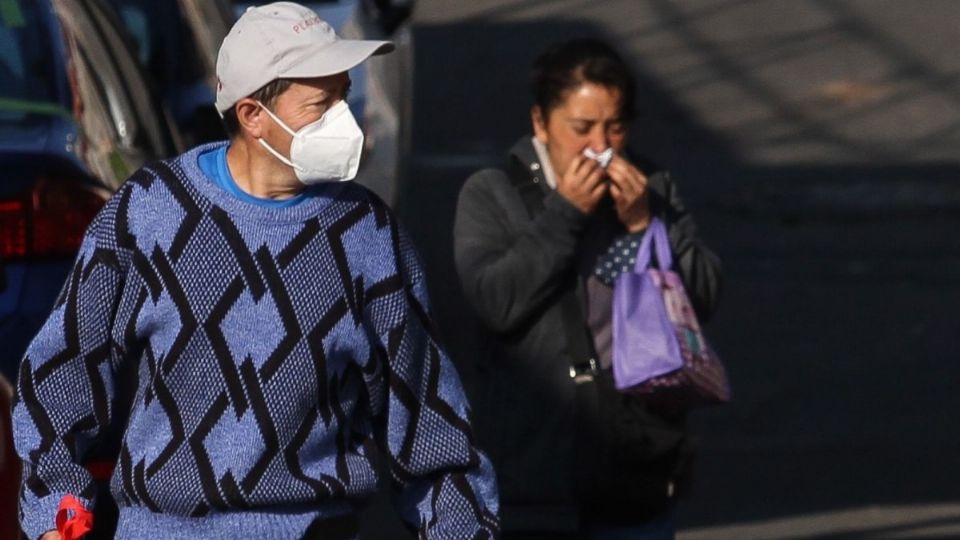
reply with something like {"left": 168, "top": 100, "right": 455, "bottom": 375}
{"left": 606, "top": 154, "right": 651, "bottom": 232}
{"left": 556, "top": 154, "right": 607, "bottom": 214}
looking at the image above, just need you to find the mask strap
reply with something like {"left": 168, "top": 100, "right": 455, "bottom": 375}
{"left": 257, "top": 138, "right": 303, "bottom": 172}
{"left": 255, "top": 100, "right": 296, "bottom": 137}
{"left": 254, "top": 100, "right": 303, "bottom": 172}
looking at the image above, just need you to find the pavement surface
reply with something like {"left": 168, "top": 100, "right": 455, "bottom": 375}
{"left": 360, "top": 1, "right": 960, "bottom": 538}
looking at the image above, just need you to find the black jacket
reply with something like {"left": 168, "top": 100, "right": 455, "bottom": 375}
{"left": 453, "top": 138, "right": 723, "bottom": 532}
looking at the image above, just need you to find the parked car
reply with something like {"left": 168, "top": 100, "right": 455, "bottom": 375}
{"left": 0, "top": 0, "right": 181, "bottom": 383}
{"left": 107, "top": 0, "right": 236, "bottom": 146}
{"left": 231, "top": 0, "right": 414, "bottom": 205}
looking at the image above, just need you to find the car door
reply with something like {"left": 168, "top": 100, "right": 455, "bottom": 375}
{"left": 53, "top": 0, "right": 180, "bottom": 189}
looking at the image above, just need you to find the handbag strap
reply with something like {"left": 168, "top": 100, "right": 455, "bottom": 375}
{"left": 633, "top": 217, "right": 672, "bottom": 272}
{"left": 507, "top": 158, "right": 596, "bottom": 371}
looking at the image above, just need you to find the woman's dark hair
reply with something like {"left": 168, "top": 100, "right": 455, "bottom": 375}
{"left": 221, "top": 78, "right": 294, "bottom": 138}
{"left": 530, "top": 38, "right": 636, "bottom": 121}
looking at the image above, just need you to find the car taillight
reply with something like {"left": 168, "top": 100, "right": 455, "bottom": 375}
{"left": 0, "top": 176, "right": 107, "bottom": 260}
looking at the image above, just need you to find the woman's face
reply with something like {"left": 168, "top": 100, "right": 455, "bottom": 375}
{"left": 532, "top": 82, "right": 629, "bottom": 177}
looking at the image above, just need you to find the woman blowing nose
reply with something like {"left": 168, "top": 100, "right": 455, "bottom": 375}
{"left": 453, "top": 38, "right": 723, "bottom": 539}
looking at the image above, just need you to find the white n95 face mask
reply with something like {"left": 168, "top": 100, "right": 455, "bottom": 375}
{"left": 257, "top": 100, "right": 364, "bottom": 184}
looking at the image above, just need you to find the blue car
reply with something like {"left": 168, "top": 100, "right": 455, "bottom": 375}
{"left": 0, "top": 0, "right": 180, "bottom": 382}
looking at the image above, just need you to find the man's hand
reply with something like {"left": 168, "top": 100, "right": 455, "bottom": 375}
{"left": 606, "top": 154, "right": 651, "bottom": 232}
{"left": 556, "top": 154, "right": 607, "bottom": 214}
{"left": 40, "top": 531, "right": 62, "bottom": 540}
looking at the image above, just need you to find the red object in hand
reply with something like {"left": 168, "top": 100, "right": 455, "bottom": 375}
{"left": 56, "top": 495, "right": 93, "bottom": 540}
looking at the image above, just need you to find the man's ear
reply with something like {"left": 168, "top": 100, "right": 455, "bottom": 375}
{"left": 531, "top": 105, "right": 549, "bottom": 144}
{"left": 235, "top": 99, "right": 263, "bottom": 139}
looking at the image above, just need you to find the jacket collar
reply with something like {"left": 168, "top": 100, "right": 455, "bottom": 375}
{"left": 508, "top": 137, "right": 541, "bottom": 174}
{"left": 507, "top": 136, "right": 559, "bottom": 189}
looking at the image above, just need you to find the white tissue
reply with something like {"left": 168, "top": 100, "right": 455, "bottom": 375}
{"left": 583, "top": 147, "right": 614, "bottom": 168}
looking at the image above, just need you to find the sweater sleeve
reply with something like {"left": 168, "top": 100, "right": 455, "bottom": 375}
{"left": 453, "top": 168, "right": 589, "bottom": 334}
{"left": 13, "top": 204, "right": 125, "bottom": 540}
{"left": 362, "top": 217, "right": 499, "bottom": 539}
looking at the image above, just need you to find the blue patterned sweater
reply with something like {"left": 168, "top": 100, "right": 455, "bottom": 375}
{"left": 13, "top": 143, "right": 500, "bottom": 539}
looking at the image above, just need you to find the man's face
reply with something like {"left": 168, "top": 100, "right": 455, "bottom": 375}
{"left": 261, "top": 72, "right": 352, "bottom": 154}
{"left": 532, "top": 82, "right": 628, "bottom": 178}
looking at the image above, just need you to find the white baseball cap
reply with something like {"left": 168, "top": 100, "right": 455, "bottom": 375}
{"left": 215, "top": 1, "right": 394, "bottom": 114}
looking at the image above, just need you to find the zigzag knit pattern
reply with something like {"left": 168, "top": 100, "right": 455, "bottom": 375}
{"left": 13, "top": 143, "right": 499, "bottom": 540}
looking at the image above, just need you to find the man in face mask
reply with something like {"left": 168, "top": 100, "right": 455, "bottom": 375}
{"left": 216, "top": 1, "right": 374, "bottom": 195}
{"left": 13, "top": 3, "right": 500, "bottom": 540}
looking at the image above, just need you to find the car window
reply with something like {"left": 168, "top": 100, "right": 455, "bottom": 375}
{"left": 0, "top": 1, "right": 55, "bottom": 101}
{"left": 54, "top": 0, "right": 175, "bottom": 160}
{"left": 178, "top": 0, "right": 233, "bottom": 83}
{"left": 107, "top": 0, "right": 206, "bottom": 89}
{"left": 0, "top": 0, "right": 64, "bottom": 128}
{"left": 65, "top": 33, "right": 136, "bottom": 187}
{"left": 52, "top": 0, "right": 175, "bottom": 187}
{"left": 56, "top": 1, "right": 140, "bottom": 149}
{"left": 84, "top": 0, "right": 176, "bottom": 157}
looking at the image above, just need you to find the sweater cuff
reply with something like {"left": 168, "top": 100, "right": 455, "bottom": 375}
{"left": 21, "top": 492, "right": 92, "bottom": 540}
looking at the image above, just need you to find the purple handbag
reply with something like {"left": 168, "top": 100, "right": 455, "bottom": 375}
{"left": 612, "top": 218, "right": 731, "bottom": 407}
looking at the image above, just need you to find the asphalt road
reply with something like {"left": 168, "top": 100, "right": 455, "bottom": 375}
{"left": 372, "top": 1, "right": 960, "bottom": 538}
